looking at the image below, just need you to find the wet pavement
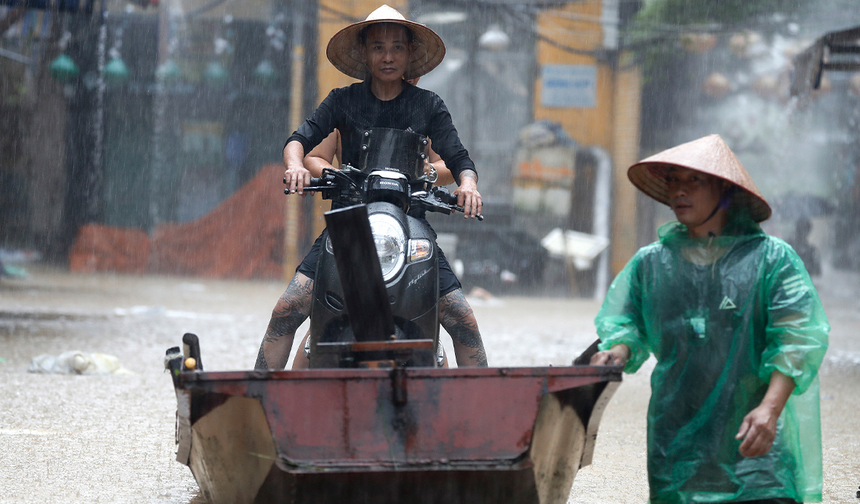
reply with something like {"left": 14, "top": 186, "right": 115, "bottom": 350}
{"left": 1, "top": 265, "right": 858, "bottom": 503}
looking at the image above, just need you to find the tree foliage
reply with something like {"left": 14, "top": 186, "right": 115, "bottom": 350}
{"left": 626, "top": 0, "right": 804, "bottom": 152}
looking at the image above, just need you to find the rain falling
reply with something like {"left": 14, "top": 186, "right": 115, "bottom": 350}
{"left": 2, "top": 0, "right": 860, "bottom": 502}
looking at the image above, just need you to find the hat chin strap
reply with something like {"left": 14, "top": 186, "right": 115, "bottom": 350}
{"left": 689, "top": 185, "right": 737, "bottom": 230}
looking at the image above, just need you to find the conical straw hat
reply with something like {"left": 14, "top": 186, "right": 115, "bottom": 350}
{"left": 326, "top": 4, "right": 446, "bottom": 81}
{"left": 627, "top": 134, "right": 772, "bottom": 222}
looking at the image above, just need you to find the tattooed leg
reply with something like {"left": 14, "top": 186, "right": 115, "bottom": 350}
{"left": 439, "top": 289, "right": 488, "bottom": 367}
{"left": 290, "top": 331, "right": 311, "bottom": 370}
{"left": 254, "top": 273, "right": 314, "bottom": 370}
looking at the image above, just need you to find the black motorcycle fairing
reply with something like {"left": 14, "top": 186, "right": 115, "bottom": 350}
{"left": 308, "top": 201, "right": 440, "bottom": 368}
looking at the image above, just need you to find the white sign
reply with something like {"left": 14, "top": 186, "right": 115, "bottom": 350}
{"left": 540, "top": 65, "right": 597, "bottom": 108}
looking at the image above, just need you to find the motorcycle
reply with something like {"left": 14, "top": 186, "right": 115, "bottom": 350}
{"left": 164, "top": 130, "right": 622, "bottom": 502}
{"left": 288, "top": 127, "right": 481, "bottom": 369}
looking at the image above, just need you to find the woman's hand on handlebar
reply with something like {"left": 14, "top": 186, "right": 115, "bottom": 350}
{"left": 283, "top": 141, "right": 312, "bottom": 195}
{"left": 453, "top": 172, "right": 482, "bottom": 219}
{"left": 284, "top": 163, "right": 311, "bottom": 195}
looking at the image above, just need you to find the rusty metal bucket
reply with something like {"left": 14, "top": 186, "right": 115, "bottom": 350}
{"left": 170, "top": 364, "right": 621, "bottom": 504}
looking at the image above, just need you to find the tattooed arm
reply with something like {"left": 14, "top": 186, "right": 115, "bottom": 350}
{"left": 254, "top": 273, "right": 314, "bottom": 370}
{"left": 439, "top": 289, "right": 488, "bottom": 367}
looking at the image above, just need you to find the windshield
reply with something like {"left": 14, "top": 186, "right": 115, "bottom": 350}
{"left": 359, "top": 127, "right": 427, "bottom": 180}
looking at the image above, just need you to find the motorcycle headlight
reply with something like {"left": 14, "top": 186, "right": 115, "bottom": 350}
{"left": 369, "top": 214, "right": 406, "bottom": 282}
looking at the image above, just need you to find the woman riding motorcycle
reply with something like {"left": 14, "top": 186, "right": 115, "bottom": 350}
{"left": 254, "top": 4, "right": 487, "bottom": 370}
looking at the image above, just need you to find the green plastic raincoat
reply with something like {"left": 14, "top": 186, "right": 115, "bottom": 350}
{"left": 596, "top": 214, "right": 829, "bottom": 504}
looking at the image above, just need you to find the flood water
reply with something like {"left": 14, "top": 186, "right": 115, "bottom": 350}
{"left": 1, "top": 265, "right": 858, "bottom": 503}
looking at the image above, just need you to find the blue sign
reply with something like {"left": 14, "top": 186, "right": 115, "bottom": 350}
{"left": 540, "top": 65, "right": 597, "bottom": 108}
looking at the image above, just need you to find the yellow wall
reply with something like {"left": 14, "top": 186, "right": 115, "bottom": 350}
{"left": 534, "top": 2, "right": 612, "bottom": 149}
{"left": 534, "top": 1, "right": 642, "bottom": 273}
{"left": 610, "top": 62, "right": 642, "bottom": 274}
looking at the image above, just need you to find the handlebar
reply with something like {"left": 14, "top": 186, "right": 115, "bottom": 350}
{"left": 283, "top": 174, "right": 483, "bottom": 221}
{"left": 283, "top": 176, "right": 331, "bottom": 194}
{"left": 428, "top": 187, "right": 484, "bottom": 221}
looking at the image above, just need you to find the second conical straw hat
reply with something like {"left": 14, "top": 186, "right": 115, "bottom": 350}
{"left": 627, "top": 134, "right": 772, "bottom": 222}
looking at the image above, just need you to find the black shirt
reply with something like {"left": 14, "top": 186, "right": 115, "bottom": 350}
{"left": 287, "top": 80, "right": 476, "bottom": 183}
